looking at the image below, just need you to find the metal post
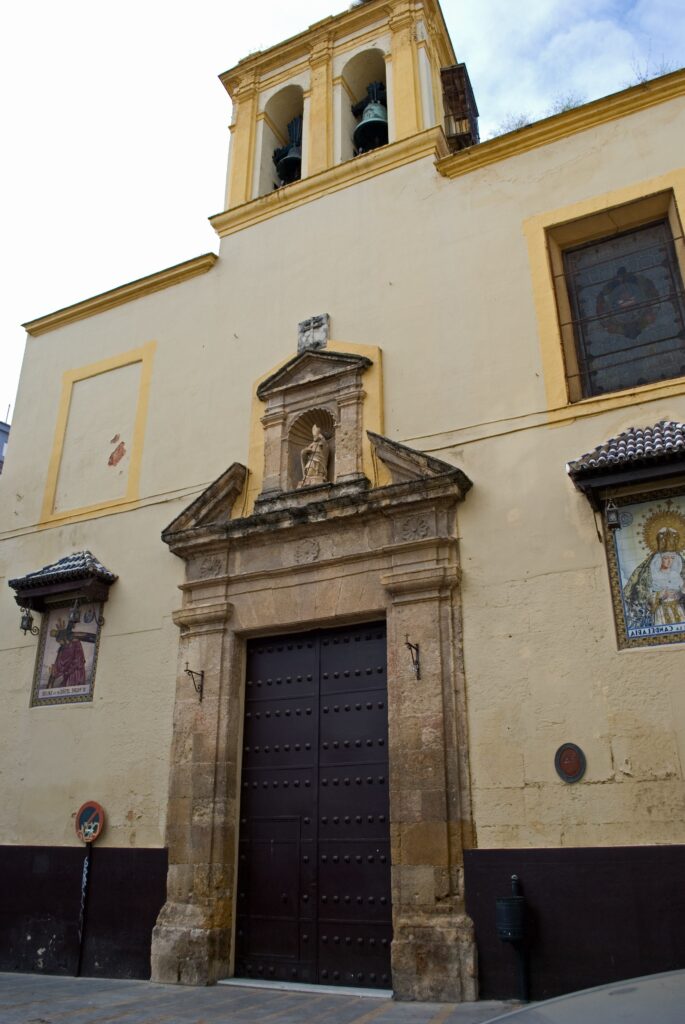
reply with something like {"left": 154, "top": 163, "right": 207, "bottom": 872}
{"left": 514, "top": 939, "right": 529, "bottom": 1002}
{"left": 76, "top": 843, "right": 92, "bottom": 976}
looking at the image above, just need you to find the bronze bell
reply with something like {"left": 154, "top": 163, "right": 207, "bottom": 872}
{"left": 273, "top": 115, "right": 303, "bottom": 186}
{"left": 352, "top": 82, "right": 388, "bottom": 154}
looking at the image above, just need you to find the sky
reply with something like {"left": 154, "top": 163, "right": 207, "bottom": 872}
{"left": 1, "top": 0, "right": 684, "bottom": 424}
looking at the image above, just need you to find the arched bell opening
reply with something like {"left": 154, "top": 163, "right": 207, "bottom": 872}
{"left": 257, "top": 85, "right": 304, "bottom": 197}
{"left": 340, "top": 49, "right": 389, "bottom": 162}
{"left": 288, "top": 408, "right": 336, "bottom": 491}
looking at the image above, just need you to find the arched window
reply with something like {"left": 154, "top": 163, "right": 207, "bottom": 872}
{"left": 339, "top": 49, "right": 389, "bottom": 163}
{"left": 256, "top": 85, "right": 304, "bottom": 197}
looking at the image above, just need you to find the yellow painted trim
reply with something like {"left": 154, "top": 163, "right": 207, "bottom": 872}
{"left": 23, "top": 255, "right": 217, "bottom": 337}
{"left": 219, "top": 0, "right": 452, "bottom": 99}
{"left": 307, "top": 39, "right": 334, "bottom": 175}
{"left": 254, "top": 60, "right": 311, "bottom": 96}
{"left": 227, "top": 78, "right": 259, "bottom": 208}
{"left": 40, "top": 342, "right": 156, "bottom": 526}
{"left": 325, "top": 25, "right": 391, "bottom": 61}
{"left": 236, "top": 341, "right": 388, "bottom": 518}
{"left": 252, "top": 26, "right": 392, "bottom": 98}
{"left": 389, "top": 5, "right": 422, "bottom": 139}
{"left": 523, "top": 168, "right": 685, "bottom": 422}
{"left": 412, "top": 30, "right": 424, "bottom": 132}
{"left": 438, "top": 69, "right": 685, "bottom": 180}
{"left": 211, "top": 127, "right": 449, "bottom": 238}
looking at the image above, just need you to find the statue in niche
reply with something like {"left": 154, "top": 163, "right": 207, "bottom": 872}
{"left": 298, "top": 425, "right": 330, "bottom": 488}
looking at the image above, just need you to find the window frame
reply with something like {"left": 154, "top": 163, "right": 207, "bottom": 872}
{"left": 547, "top": 190, "right": 685, "bottom": 403}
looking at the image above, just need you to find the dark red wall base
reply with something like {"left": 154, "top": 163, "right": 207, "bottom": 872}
{"left": 0, "top": 846, "right": 167, "bottom": 979}
{"left": 464, "top": 846, "right": 685, "bottom": 1001}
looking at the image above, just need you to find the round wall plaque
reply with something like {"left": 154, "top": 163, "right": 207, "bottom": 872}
{"left": 75, "top": 801, "right": 106, "bottom": 843}
{"left": 554, "top": 743, "right": 586, "bottom": 784}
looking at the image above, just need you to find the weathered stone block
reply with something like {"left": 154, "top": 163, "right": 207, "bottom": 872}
{"left": 391, "top": 912, "right": 477, "bottom": 1001}
{"left": 400, "top": 822, "right": 449, "bottom": 867}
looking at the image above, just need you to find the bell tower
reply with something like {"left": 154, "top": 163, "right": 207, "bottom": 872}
{"left": 219, "top": 0, "right": 458, "bottom": 211}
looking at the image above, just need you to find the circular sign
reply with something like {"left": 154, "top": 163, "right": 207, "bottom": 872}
{"left": 555, "top": 743, "right": 586, "bottom": 783}
{"left": 75, "top": 801, "right": 105, "bottom": 843}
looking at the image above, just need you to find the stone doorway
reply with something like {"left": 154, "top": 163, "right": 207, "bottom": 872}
{"left": 151, "top": 350, "right": 477, "bottom": 999}
{"left": 235, "top": 623, "right": 392, "bottom": 989}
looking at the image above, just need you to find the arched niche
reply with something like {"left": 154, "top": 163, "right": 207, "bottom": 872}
{"left": 288, "top": 407, "right": 337, "bottom": 490}
{"left": 339, "top": 49, "right": 388, "bottom": 163}
{"left": 257, "top": 84, "right": 304, "bottom": 197}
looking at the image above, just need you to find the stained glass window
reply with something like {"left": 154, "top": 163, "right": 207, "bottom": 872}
{"left": 564, "top": 220, "right": 685, "bottom": 398}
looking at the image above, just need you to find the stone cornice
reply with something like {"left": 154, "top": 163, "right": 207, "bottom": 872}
{"left": 164, "top": 471, "right": 468, "bottom": 560}
{"left": 219, "top": 0, "right": 455, "bottom": 98}
{"left": 172, "top": 601, "right": 233, "bottom": 637}
{"left": 437, "top": 69, "right": 685, "bottom": 180}
{"left": 23, "top": 254, "right": 218, "bottom": 337}
{"left": 210, "top": 127, "right": 449, "bottom": 238}
{"left": 382, "top": 564, "right": 461, "bottom": 602}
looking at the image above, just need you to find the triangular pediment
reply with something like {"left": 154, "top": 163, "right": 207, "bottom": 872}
{"left": 162, "top": 462, "right": 248, "bottom": 540}
{"left": 368, "top": 431, "right": 472, "bottom": 495}
{"left": 257, "top": 350, "right": 372, "bottom": 400}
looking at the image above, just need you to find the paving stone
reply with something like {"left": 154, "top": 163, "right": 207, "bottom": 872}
{"left": 0, "top": 974, "right": 514, "bottom": 1024}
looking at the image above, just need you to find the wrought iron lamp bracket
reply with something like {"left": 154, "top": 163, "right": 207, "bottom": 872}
{"left": 184, "top": 663, "right": 205, "bottom": 702}
{"left": 404, "top": 635, "right": 421, "bottom": 680}
{"left": 20, "top": 607, "right": 39, "bottom": 636}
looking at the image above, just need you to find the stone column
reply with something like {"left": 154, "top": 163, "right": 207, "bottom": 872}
{"left": 151, "top": 598, "right": 235, "bottom": 985}
{"left": 382, "top": 563, "right": 477, "bottom": 1002}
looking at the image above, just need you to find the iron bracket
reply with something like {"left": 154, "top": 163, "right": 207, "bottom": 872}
{"left": 184, "top": 663, "right": 205, "bottom": 702}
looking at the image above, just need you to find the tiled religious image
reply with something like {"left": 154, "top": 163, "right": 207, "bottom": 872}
{"left": 608, "top": 492, "right": 685, "bottom": 647}
{"left": 31, "top": 603, "right": 103, "bottom": 706}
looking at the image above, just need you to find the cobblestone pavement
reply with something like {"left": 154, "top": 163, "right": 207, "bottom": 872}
{"left": 0, "top": 974, "right": 515, "bottom": 1024}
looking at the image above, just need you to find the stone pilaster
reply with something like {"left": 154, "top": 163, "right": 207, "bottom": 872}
{"left": 334, "top": 381, "right": 366, "bottom": 483}
{"left": 383, "top": 563, "right": 477, "bottom": 1001}
{"left": 259, "top": 407, "right": 287, "bottom": 497}
{"left": 151, "top": 598, "right": 235, "bottom": 985}
{"left": 225, "top": 72, "right": 259, "bottom": 209}
{"left": 389, "top": 1, "right": 422, "bottom": 139}
{"left": 307, "top": 35, "right": 334, "bottom": 175}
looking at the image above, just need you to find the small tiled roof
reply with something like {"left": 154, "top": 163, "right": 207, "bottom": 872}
{"left": 8, "top": 551, "right": 117, "bottom": 592}
{"left": 567, "top": 421, "right": 685, "bottom": 480}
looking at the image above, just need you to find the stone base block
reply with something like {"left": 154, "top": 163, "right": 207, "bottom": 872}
{"left": 391, "top": 912, "right": 478, "bottom": 1002}
{"left": 151, "top": 904, "right": 230, "bottom": 985}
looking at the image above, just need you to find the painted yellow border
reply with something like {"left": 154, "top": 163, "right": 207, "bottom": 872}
{"left": 235, "top": 342, "right": 388, "bottom": 518}
{"left": 23, "top": 254, "right": 216, "bottom": 337}
{"left": 219, "top": 0, "right": 454, "bottom": 99}
{"left": 40, "top": 342, "right": 156, "bottom": 526}
{"left": 524, "top": 168, "right": 685, "bottom": 424}
{"left": 213, "top": 127, "right": 449, "bottom": 238}
{"left": 437, "top": 69, "right": 685, "bottom": 181}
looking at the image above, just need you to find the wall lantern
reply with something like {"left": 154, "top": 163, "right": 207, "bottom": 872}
{"left": 604, "top": 498, "right": 621, "bottom": 530}
{"left": 20, "top": 607, "right": 39, "bottom": 636}
{"left": 68, "top": 597, "right": 82, "bottom": 626}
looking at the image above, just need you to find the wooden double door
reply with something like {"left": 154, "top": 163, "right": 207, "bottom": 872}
{"left": 235, "top": 622, "right": 392, "bottom": 989}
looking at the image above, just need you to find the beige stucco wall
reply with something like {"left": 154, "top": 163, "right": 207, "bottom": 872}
{"left": 1, "top": 90, "right": 684, "bottom": 851}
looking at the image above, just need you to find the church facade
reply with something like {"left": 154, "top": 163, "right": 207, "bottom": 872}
{"left": 1, "top": 0, "right": 685, "bottom": 1002}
